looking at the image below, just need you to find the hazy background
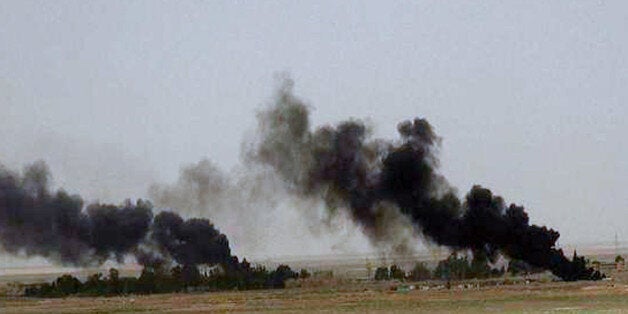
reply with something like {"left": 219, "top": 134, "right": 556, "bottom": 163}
{"left": 1, "top": 1, "right": 626, "bottom": 265}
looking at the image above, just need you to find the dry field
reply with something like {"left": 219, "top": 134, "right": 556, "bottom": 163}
{"left": 2, "top": 250, "right": 626, "bottom": 313}
{"left": 1, "top": 279, "right": 627, "bottom": 313}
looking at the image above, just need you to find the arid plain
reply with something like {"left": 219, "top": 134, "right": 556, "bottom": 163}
{"left": 2, "top": 249, "right": 627, "bottom": 313}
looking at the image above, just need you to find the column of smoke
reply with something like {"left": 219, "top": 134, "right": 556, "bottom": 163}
{"left": 248, "top": 79, "right": 601, "bottom": 281}
{"left": 0, "top": 161, "right": 235, "bottom": 269}
{"left": 0, "top": 78, "right": 602, "bottom": 281}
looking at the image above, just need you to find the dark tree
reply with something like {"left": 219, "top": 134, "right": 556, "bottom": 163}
{"left": 374, "top": 266, "right": 390, "bottom": 281}
{"left": 390, "top": 264, "right": 405, "bottom": 280}
{"left": 54, "top": 274, "right": 82, "bottom": 296}
{"left": 409, "top": 262, "right": 432, "bottom": 281}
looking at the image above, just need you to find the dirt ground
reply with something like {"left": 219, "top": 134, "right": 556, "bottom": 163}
{"left": 2, "top": 254, "right": 626, "bottom": 313}
{"left": 1, "top": 279, "right": 627, "bottom": 313}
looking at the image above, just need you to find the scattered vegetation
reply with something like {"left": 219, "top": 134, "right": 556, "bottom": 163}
{"left": 23, "top": 252, "right": 610, "bottom": 298}
{"left": 375, "top": 252, "right": 508, "bottom": 282}
{"left": 24, "top": 262, "right": 301, "bottom": 298}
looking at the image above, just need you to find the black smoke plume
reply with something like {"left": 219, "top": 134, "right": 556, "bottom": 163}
{"left": 0, "top": 161, "right": 233, "bottom": 269}
{"left": 149, "top": 211, "right": 231, "bottom": 267}
{"left": 0, "top": 79, "right": 601, "bottom": 281}
{"left": 252, "top": 79, "right": 601, "bottom": 281}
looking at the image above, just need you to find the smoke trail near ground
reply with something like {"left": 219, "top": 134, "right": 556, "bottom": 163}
{"left": 147, "top": 211, "right": 231, "bottom": 267}
{"left": 0, "top": 161, "right": 233, "bottom": 268}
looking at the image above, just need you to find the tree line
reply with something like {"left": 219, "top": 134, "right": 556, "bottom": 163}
{"left": 24, "top": 260, "right": 306, "bottom": 298}
{"left": 374, "top": 252, "right": 564, "bottom": 282}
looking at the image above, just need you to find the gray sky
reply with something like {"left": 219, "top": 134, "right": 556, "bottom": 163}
{"left": 0, "top": 0, "right": 626, "bottom": 256}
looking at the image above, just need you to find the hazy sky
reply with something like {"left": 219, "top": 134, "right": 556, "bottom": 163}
{"left": 1, "top": 0, "right": 626, "bottom": 257}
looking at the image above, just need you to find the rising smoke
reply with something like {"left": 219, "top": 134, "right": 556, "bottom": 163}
{"left": 0, "top": 78, "right": 601, "bottom": 280}
{"left": 247, "top": 78, "right": 601, "bottom": 281}
{"left": 0, "top": 161, "right": 233, "bottom": 268}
